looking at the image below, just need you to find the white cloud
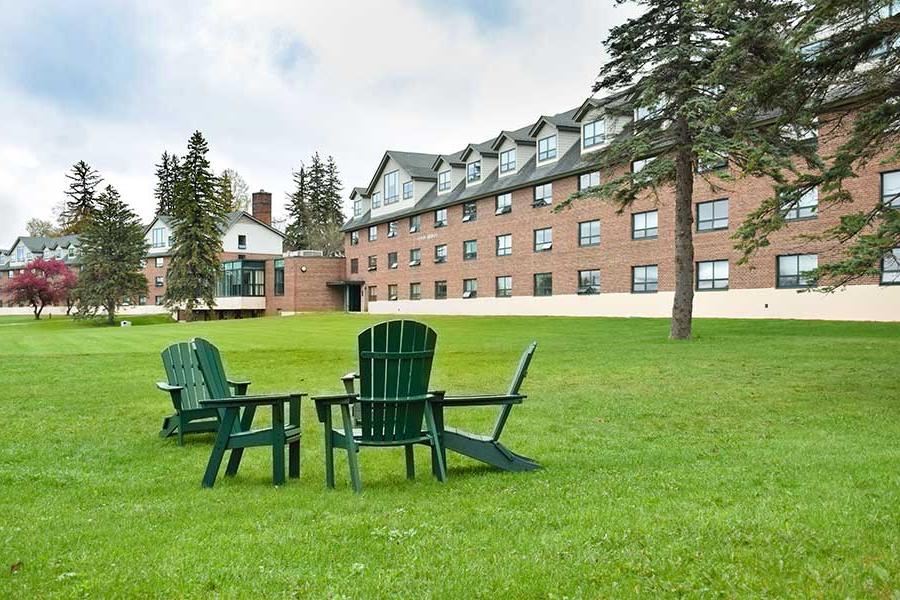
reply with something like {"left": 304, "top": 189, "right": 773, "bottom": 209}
{"left": 0, "top": 0, "right": 636, "bottom": 243}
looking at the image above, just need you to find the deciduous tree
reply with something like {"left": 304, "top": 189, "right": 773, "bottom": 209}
{"left": 220, "top": 168, "right": 250, "bottom": 212}
{"left": 4, "top": 258, "right": 76, "bottom": 319}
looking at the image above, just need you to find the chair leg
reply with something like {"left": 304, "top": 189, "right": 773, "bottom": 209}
{"left": 177, "top": 416, "right": 185, "bottom": 447}
{"left": 289, "top": 438, "right": 300, "bottom": 479}
{"left": 272, "top": 402, "right": 286, "bottom": 486}
{"left": 202, "top": 408, "right": 238, "bottom": 488}
{"left": 160, "top": 415, "right": 178, "bottom": 438}
{"left": 226, "top": 405, "right": 256, "bottom": 477}
{"left": 405, "top": 445, "right": 415, "bottom": 480}
{"left": 424, "top": 403, "right": 447, "bottom": 483}
{"left": 324, "top": 411, "right": 335, "bottom": 489}
{"left": 340, "top": 404, "right": 361, "bottom": 493}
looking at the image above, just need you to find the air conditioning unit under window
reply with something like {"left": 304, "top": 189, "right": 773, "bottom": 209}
{"left": 495, "top": 205, "right": 511, "bottom": 215}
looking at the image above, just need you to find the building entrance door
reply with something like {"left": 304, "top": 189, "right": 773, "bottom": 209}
{"left": 347, "top": 284, "right": 362, "bottom": 312}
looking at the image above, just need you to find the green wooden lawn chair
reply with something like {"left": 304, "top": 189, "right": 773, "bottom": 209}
{"left": 192, "top": 337, "right": 306, "bottom": 488}
{"left": 430, "top": 342, "right": 540, "bottom": 472}
{"left": 157, "top": 339, "right": 251, "bottom": 446}
{"left": 313, "top": 320, "right": 446, "bottom": 493}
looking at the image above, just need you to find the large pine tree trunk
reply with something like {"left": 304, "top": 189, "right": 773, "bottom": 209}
{"left": 670, "top": 113, "right": 695, "bottom": 340}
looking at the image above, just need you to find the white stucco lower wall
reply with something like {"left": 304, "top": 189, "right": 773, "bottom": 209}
{"left": 368, "top": 285, "right": 900, "bottom": 322}
{"left": 0, "top": 305, "right": 172, "bottom": 317}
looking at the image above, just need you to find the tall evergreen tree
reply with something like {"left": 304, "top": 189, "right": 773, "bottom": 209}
{"left": 285, "top": 163, "right": 313, "bottom": 250}
{"left": 154, "top": 152, "right": 180, "bottom": 215}
{"left": 733, "top": 0, "right": 900, "bottom": 287}
{"left": 324, "top": 155, "right": 345, "bottom": 227}
{"left": 166, "top": 131, "right": 230, "bottom": 321}
{"left": 73, "top": 185, "right": 148, "bottom": 325}
{"left": 564, "top": 0, "right": 803, "bottom": 339}
{"left": 60, "top": 160, "right": 102, "bottom": 234}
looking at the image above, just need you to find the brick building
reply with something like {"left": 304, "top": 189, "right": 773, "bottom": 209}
{"left": 341, "top": 94, "right": 900, "bottom": 321}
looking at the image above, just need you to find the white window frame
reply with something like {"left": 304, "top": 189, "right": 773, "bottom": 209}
{"left": 438, "top": 170, "right": 451, "bottom": 193}
{"left": 697, "top": 260, "right": 729, "bottom": 290}
{"left": 466, "top": 160, "right": 481, "bottom": 184}
{"left": 579, "top": 171, "right": 600, "bottom": 191}
{"left": 533, "top": 228, "right": 553, "bottom": 252}
{"left": 403, "top": 180, "right": 413, "bottom": 200}
{"left": 496, "top": 193, "right": 512, "bottom": 215}
{"left": 533, "top": 184, "right": 553, "bottom": 207}
{"left": 496, "top": 234, "right": 512, "bottom": 257}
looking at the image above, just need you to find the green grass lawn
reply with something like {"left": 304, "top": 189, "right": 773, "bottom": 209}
{"left": 1, "top": 313, "right": 898, "bottom": 598}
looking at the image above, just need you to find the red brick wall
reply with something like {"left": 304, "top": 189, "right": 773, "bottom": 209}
{"left": 267, "top": 256, "right": 346, "bottom": 314}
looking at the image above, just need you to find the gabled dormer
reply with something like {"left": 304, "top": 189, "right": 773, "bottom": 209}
{"left": 572, "top": 96, "right": 631, "bottom": 155}
{"left": 144, "top": 216, "right": 175, "bottom": 255}
{"left": 490, "top": 129, "right": 535, "bottom": 179}
{"left": 350, "top": 187, "right": 370, "bottom": 219}
{"left": 366, "top": 151, "right": 438, "bottom": 218}
{"left": 431, "top": 154, "right": 465, "bottom": 196}
{"left": 8, "top": 239, "right": 32, "bottom": 266}
{"left": 458, "top": 143, "right": 497, "bottom": 188}
{"left": 529, "top": 113, "right": 580, "bottom": 168}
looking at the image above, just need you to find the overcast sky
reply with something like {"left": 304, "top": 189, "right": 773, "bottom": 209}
{"left": 0, "top": 0, "right": 637, "bottom": 244}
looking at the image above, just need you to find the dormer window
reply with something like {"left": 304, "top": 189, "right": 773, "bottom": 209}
{"left": 43, "top": 248, "right": 51, "bottom": 259}
{"left": 438, "top": 170, "right": 451, "bottom": 192}
{"left": 16, "top": 247, "right": 25, "bottom": 262}
{"left": 499, "top": 149, "right": 516, "bottom": 173}
{"left": 152, "top": 227, "right": 165, "bottom": 248}
{"left": 467, "top": 161, "right": 481, "bottom": 183}
{"left": 537, "top": 135, "right": 557, "bottom": 162}
{"left": 68, "top": 246, "right": 76, "bottom": 258}
{"left": 583, "top": 120, "right": 605, "bottom": 149}
{"left": 56, "top": 248, "right": 63, "bottom": 259}
{"left": 353, "top": 200, "right": 363, "bottom": 217}
{"left": 462, "top": 202, "right": 477, "bottom": 222}
{"left": 372, "top": 191, "right": 382, "bottom": 209}
{"left": 403, "top": 181, "right": 413, "bottom": 200}
{"left": 384, "top": 171, "right": 399, "bottom": 204}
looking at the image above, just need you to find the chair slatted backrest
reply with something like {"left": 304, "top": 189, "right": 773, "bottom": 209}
{"left": 358, "top": 320, "right": 437, "bottom": 444}
{"left": 192, "top": 338, "right": 232, "bottom": 401}
{"left": 160, "top": 341, "right": 209, "bottom": 411}
{"left": 492, "top": 342, "right": 538, "bottom": 441}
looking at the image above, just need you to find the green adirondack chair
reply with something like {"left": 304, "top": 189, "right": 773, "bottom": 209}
{"left": 157, "top": 340, "right": 251, "bottom": 446}
{"left": 313, "top": 320, "right": 446, "bottom": 493}
{"left": 430, "top": 342, "right": 540, "bottom": 472}
{"left": 193, "top": 337, "right": 305, "bottom": 488}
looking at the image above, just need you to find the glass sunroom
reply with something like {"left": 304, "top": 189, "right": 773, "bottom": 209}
{"left": 216, "top": 260, "right": 266, "bottom": 297}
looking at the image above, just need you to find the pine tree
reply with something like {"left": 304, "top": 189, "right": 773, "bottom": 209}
{"left": 60, "top": 160, "right": 102, "bottom": 234}
{"left": 73, "top": 185, "right": 149, "bottom": 325}
{"left": 324, "top": 155, "right": 345, "bottom": 227}
{"left": 285, "top": 163, "right": 313, "bottom": 250}
{"left": 165, "top": 131, "right": 230, "bottom": 321}
{"left": 154, "top": 152, "right": 180, "bottom": 215}
{"left": 564, "top": 0, "right": 803, "bottom": 339}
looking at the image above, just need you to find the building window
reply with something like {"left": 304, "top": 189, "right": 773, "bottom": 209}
{"left": 152, "top": 227, "right": 165, "bottom": 248}
{"left": 368, "top": 255, "right": 377, "bottom": 271}
{"left": 579, "top": 220, "right": 601, "bottom": 247}
{"left": 533, "top": 228, "right": 553, "bottom": 252}
{"left": 777, "top": 254, "right": 818, "bottom": 288}
{"left": 583, "top": 120, "right": 605, "bottom": 148}
{"left": 463, "top": 240, "right": 478, "bottom": 261}
{"left": 353, "top": 200, "right": 363, "bottom": 217}
{"left": 632, "top": 157, "right": 655, "bottom": 173}
{"left": 138, "top": 296, "right": 147, "bottom": 306}
{"left": 155, "top": 276, "right": 164, "bottom": 288}
{"left": 496, "top": 193, "right": 512, "bottom": 215}
{"left": 368, "top": 225, "right": 378, "bottom": 242}
{"left": 409, "top": 215, "right": 421, "bottom": 233}
{"left": 435, "top": 208, "right": 448, "bottom": 227}
{"left": 882, "top": 171, "right": 900, "bottom": 207}
{"left": 15, "top": 247, "right": 24, "bottom": 262}
{"left": 155, "top": 257, "right": 164, "bottom": 268}
{"left": 499, "top": 149, "right": 516, "bottom": 173}
{"left": 410, "top": 282, "right": 422, "bottom": 300}
{"left": 350, "top": 258, "right": 358, "bottom": 274}
{"left": 463, "top": 278, "right": 478, "bottom": 298}
{"left": 372, "top": 191, "right": 382, "bottom": 209}
{"left": 438, "top": 170, "right": 451, "bottom": 192}
{"left": 462, "top": 201, "right": 477, "bottom": 222}
{"left": 697, "top": 199, "right": 729, "bottom": 231}
{"left": 274, "top": 258, "right": 285, "bottom": 296}
{"left": 496, "top": 234, "right": 512, "bottom": 257}
{"left": 881, "top": 249, "right": 900, "bottom": 285}
{"left": 467, "top": 161, "right": 481, "bottom": 183}
{"left": 368, "top": 286, "right": 377, "bottom": 301}
{"left": 632, "top": 210, "right": 659, "bottom": 239}
{"left": 435, "top": 280, "right": 447, "bottom": 299}
{"left": 387, "top": 221, "right": 398, "bottom": 238}
{"left": 496, "top": 276, "right": 512, "bottom": 298}
{"left": 632, "top": 265, "right": 659, "bottom": 293}
{"left": 534, "top": 272, "right": 553, "bottom": 296}
{"left": 350, "top": 231, "right": 359, "bottom": 246}
{"left": 388, "top": 284, "right": 398, "bottom": 301}
{"left": 537, "top": 135, "right": 557, "bottom": 162}
{"left": 384, "top": 171, "right": 399, "bottom": 203}
{"left": 697, "top": 260, "right": 729, "bottom": 290}
{"left": 434, "top": 244, "right": 447, "bottom": 264}
{"left": 697, "top": 153, "right": 729, "bottom": 173}
{"left": 388, "top": 252, "right": 398, "bottom": 269}
{"left": 155, "top": 295, "right": 164, "bottom": 306}
{"left": 784, "top": 188, "right": 818, "bottom": 221}
{"left": 409, "top": 248, "right": 421, "bottom": 267}
{"left": 403, "top": 180, "right": 413, "bottom": 200}
{"left": 579, "top": 171, "right": 600, "bottom": 191}
{"left": 238, "top": 234, "right": 247, "bottom": 250}
{"left": 578, "top": 270, "right": 600, "bottom": 294}
{"left": 533, "top": 183, "right": 553, "bottom": 207}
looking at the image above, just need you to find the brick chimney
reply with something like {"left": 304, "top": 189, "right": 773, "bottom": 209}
{"left": 252, "top": 190, "right": 272, "bottom": 226}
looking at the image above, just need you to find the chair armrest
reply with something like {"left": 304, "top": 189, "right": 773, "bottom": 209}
{"left": 433, "top": 393, "right": 525, "bottom": 407}
{"left": 227, "top": 379, "right": 251, "bottom": 396}
{"left": 156, "top": 382, "right": 183, "bottom": 392}
{"left": 200, "top": 393, "right": 306, "bottom": 409}
{"left": 341, "top": 372, "right": 358, "bottom": 394}
{"left": 312, "top": 393, "right": 358, "bottom": 423}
